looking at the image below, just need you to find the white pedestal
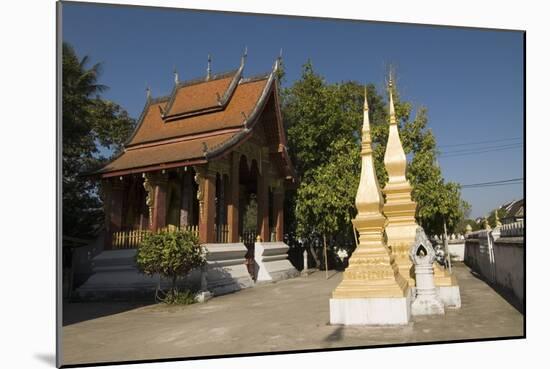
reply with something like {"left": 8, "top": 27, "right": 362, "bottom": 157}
{"left": 254, "top": 242, "right": 300, "bottom": 282}
{"left": 203, "top": 243, "right": 254, "bottom": 296}
{"left": 437, "top": 285, "right": 461, "bottom": 308}
{"left": 75, "top": 249, "right": 179, "bottom": 300}
{"left": 329, "top": 289, "right": 412, "bottom": 325}
{"left": 411, "top": 294, "right": 444, "bottom": 315}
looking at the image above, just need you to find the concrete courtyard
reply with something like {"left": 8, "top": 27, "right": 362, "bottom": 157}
{"left": 62, "top": 263, "right": 524, "bottom": 366}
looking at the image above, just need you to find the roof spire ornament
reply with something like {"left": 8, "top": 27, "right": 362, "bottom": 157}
{"left": 240, "top": 46, "right": 248, "bottom": 68}
{"left": 146, "top": 85, "right": 151, "bottom": 102}
{"left": 173, "top": 66, "right": 179, "bottom": 85}
{"left": 207, "top": 54, "right": 212, "bottom": 81}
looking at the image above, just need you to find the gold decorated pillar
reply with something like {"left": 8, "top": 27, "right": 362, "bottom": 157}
{"left": 143, "top": 172, "right": 168, "bottom": 232}
{"left": 330, "top": 88, "right": 409, "bottom": 325}
{"left": 194, "top": 167, "right": 216, "bottom": 244}
{"left": 381, "top": 76, "right": 418, "bottom": 286}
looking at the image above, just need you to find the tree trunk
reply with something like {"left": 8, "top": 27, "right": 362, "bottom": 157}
{"left": 172, "top": 274, "right": 177, "bottom": 292}
{"left": 309, "top": 241, "right": 320, "bottom": 268}
{"left": 443, "top": 217, "right": 452, "bottom": 273}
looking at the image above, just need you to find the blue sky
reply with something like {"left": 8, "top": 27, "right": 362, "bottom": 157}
{"left": 62, "top": 2, "right": 524, "bottom": 218}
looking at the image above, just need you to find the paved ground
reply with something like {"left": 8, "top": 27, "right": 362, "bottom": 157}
{"left": 62, "top": 263, "right": 524, "bottom": 366}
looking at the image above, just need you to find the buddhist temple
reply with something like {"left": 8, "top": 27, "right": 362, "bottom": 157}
{"left": 94, "top": 53, "right": 296, "bottom": 260}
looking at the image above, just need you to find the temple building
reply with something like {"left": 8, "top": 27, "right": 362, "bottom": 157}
{"left": 95, "top": 53, "right": 296, "bottom": 253}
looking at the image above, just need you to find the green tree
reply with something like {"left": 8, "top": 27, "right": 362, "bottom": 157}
{"left": 136, "top": 229, "right": 206, "bottom": 301}
{"left": 62, "top": 42, "right": 135, "bottom": 238}
{"left": 295, "top": 138, "right": 360, "bottom": 267}
{"left": 281, "top": 62, "right": 370, "bottom": 265}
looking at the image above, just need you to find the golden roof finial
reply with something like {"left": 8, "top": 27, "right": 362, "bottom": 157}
{"left": 364, "top": 85, "right": 369, "bottom": 111}
{"left": 383, "top": 70, "right": 407, "bottom": 184}
{"left": 362, "top": 85, "right": 371, "bottom": 134}
{"left": 354, "top": 83, "right": 383, "bottom": 215}
{"left": 388, "top": 72, "right": 397, "bottom": 125}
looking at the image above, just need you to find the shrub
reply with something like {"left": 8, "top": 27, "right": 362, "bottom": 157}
{"left": 136, "top": 229, "right": 206, "bottom": 301}
{"left": 163, "top": 289, "right": 196, "bottom": 305}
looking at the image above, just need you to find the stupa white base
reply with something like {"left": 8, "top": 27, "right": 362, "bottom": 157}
{"left": 411, "top": 294, "right": 445, "bottom": 315}
{"left": 437, "top": 285, "right": 461, "bottom": 308}
{"left": 329, "top": 289, "right": 412, "bottom": 325}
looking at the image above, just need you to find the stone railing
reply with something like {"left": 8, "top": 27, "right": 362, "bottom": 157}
{"left": 464, "top": 221, "right": 524, "bottom": 311}
{"left": 500, "top": 220, "right": 524, "bottom": 237}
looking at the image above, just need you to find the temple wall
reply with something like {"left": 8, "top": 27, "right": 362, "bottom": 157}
{"left": 464, "top": 222, "right": 524, "bottom": 311}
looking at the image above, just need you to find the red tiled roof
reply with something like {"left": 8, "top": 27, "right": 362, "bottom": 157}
{"left": 127, "top": 78, "right": 268, "bottom": 146}
{"left": 97, "top": 58, "right": 296, "bottom": 179}
{"left": 100, "top": 131, "right": 239, "bottom": 176}
{"left": 165, "top": 75, "right": 233, "bottom": 117}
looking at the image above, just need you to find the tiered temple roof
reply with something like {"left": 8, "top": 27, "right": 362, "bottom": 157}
{"left": 97, "top": 57, "right": 295, "bottom": 180}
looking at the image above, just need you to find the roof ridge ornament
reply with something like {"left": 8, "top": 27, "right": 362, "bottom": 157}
{"left": 206, "top": 54, "right": 212, "bottom": 81}
{"left": 273, "top": 55, "right": 280, "bottom": 72}
{"left": 174, "top": 66, "right": 179, "bottom": 85}
{"left": 146, "top": 85, "right": 151, "bottom": 102}
{"left": 240, "top": 46, "right": 248, "bottom": 68}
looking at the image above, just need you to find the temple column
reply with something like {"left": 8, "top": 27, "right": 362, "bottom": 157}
{"left": 381, "top": 76, "right": 418, "bottom": 287}
{"left": 195, "top": 167, "right": 216, "bottom": 243}
{"left": 227, "top": 153, "right": 240, "bottom": 242}
{"left": 257, "top": 172, "right": 269, "bottom": 242}
{"left": 143, "top": 172, "right": 168, "bottom": 231}
{"left": 273, "top": 187, "right": 284, "bottom": 242}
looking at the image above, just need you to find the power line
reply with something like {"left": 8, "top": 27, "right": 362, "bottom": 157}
{"left": 440, "top": 145, "right": 522, "bottom": 158}
{"left": 461, "top": 182, "right": 523, "bottom": 189}
{"left": 439, "top": 137, "right": 522, "bottom": 148}
{"left": 461, "top": 177, "right": 523, "bottom": 188}
{"left": 441, "top": 143, "right": 522, "bottom": 155}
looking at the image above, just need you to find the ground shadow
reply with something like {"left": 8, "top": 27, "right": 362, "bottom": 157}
{"left": 323, "top": 326, "right": 344, "bottom": 342}
{"left": 468, "top": 269, "right": 524, "bottom": 314}
{"left": 63, "top": 300, "right": 154, "bottom": 326}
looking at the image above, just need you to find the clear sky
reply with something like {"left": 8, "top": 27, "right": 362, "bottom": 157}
{"left": 61, "top": 2, "right": 524, "bottom": 218}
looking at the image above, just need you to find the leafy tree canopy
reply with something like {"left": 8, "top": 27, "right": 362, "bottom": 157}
{"left": 62, "top": 42, "right": 135, "bottom": 238}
